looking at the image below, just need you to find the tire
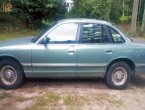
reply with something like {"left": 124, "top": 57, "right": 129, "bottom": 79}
{"left": 106, "top": 61, "right": 131, "bottom": 90}
{"left": 0, "top": 59, "right": 24, "bottom": 90}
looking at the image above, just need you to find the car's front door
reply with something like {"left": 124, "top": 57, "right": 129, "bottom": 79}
{"left": 31, "top": 23, "right": 79, "bottom": 77}
{"left": 77, "top": 23, "right": 113, "bottom": 77}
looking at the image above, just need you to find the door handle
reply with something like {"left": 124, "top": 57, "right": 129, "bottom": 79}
{"left": 67, "top": 49, "right": 75, "bottom": 52}
{"left": 66, "top": 49, "right": 75, "bottom": 55}
{"left": 66, "top": 45, "right": 77, "bottom": 55}
{"left": 67, "top": 50, "right": 75, "bottom": 55}
{"left": 105, "top": 49, "right": 113, "bottom": 53}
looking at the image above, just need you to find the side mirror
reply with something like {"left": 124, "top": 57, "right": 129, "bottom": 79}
{"left": 128, "top": 37, "right": 134, "bottom": 42}
{"left": 43, "top": 37, "right": 50, "bottom": 44}
{"left": 130, "top": 38, "right": 133, "bottom": 42}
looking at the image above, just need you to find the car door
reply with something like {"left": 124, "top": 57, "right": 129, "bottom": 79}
{"left": 77, "top": 23, "right": 113, "bottom": 77}
{"left": 31, "top": 23, "right": 79, "bottom": 77}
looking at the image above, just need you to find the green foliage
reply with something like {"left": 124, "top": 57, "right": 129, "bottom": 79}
{"left": 67, "top": 0, "right": 134, "bottom": 23}
{"left": 0, "top": 12, "right": 21, "bottom": 32}
{"left": 0, "top": 0, "right": 145, "bottom": 30}
{"left": 42, "top": 19, "right": 56, "bottom": 29}
{"left": 0, "top": 0, "right": 4, "bottom": 4}
{"left": 68, "top": 0, "right": 112, "bottom": 20}
{"left": 119, "top": 15, "right": 130, "bottom": 23}
{"left": 42, "top": 19, "right": 51, "bottom": 26}
{"left": 110, "top": 0, "right": 133, "bottom": 23}
{"left": 11, "top": 0, "right": 66, "bottom": 28}
{"left": 0, "top": 12, "right": 15, "bottom": 24}
{"left": 138, "top": 0, "right": 145, "bottom": 24}
{"left": 110, "top": 0, "right": 122, "bottom": 23}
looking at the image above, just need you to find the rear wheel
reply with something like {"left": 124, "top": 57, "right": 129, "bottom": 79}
{"left": 106, "top": 61, "right": 131, "bottom": 90}
{"left": 0, "top": 59, "right": 24, "bottom": 89}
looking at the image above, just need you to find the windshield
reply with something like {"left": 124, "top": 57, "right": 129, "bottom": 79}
{"left": 31, "top": 22, "right": 57, "bottom": 43}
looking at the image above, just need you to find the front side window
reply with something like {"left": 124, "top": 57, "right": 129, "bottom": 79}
{"left": 46, "top": 23, "right": 78, "bottom": 43}
{"left": 108, "top": 26, "right": 125, "bottom": 43}
{"left": 81, "top": 23, "right": 109, "bottom": 43}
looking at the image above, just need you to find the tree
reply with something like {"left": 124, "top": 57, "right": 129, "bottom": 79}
{"left": 12, "top": 0, "right": 66, "bottom": 28}
{"left": 110, "top": 0, "right": 125, "bottom": 23}
{"left": 130, "top": 0, "right": 140, "bottom": 36}
{"left": 141, "top": 6, "right": 145, "bottom": 35}
{"left": 68, "top": 0, "right": 112, "bottom": 20}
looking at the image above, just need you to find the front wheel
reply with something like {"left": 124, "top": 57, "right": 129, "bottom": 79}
{"left": 0, "top": 59, "right": 24, "bottom": 89}
{"left": 106, "top": 61, "right": 131, "bottom": 90}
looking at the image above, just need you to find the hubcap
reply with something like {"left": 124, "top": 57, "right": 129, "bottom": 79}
{"left": 112, "top": 67, "right": 128, "bottom": 86}
{"left": 0, "top": 65, "right": 17, "bottom": 85}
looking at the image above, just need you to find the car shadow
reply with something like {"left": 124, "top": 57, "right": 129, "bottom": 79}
{"left": 130, "top": 74, "right": 145, "bottom": 88}
{"left": 1, "top": 75, "right": 145, "bottom": 90}
{"left": 22, "top": 78, "right": 109, "bottom": 90}
{"left": 22, "top": 74, "right": 145, "bottom": 90}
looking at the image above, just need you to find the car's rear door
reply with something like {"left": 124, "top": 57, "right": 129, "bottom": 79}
{"left": 31, "top": 22, "right": 79, "bottom": 77}
{"left": 77, "top": 23, "right": 113, "bottom": 77}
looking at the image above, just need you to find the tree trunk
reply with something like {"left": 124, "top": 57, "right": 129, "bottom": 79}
{"left": 130, "top": 0, "right": 140, "bottom": 37}
{"left": 141, "top": 6, "right": 145, "bottom": 36}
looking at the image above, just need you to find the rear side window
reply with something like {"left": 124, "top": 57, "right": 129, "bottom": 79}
{"left": 107, "top": 26, "right": 125, "bottom": 43}
{"left": 81, "top": 23, "right": 110, "bottom": 43}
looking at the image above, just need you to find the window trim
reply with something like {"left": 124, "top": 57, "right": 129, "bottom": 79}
{"left": 103, "top": 25, "right": 114, "bottom": 43}
{"left": 106, "top": 25, "right": 126, "bottom": 43}
{"left": 79, "top": 23, "right": 111, "bottom": 44}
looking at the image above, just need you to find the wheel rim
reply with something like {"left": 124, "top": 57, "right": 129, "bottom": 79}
{"left": 0, "top": 65, "right": 17, "bottom": 85}
{"left": 112, "top": 67, "right": 128, "bottom": 86}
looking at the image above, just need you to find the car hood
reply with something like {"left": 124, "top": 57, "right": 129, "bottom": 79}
{"left": 0, "top": 36, "right": 34, "bottom": 47}
{"left": 129, "top": 42, "right": 145, "bottom": 48}
{"left": 132, "top": 38, "right": 145, "bottom": 43}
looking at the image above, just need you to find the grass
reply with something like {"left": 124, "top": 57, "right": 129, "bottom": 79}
{"left": 27, "top": 92, "right": 61, "bottom": 110}
{"left": 39, "top": 92, "right": 61, "bottom": 105}
{"left": 2, "top": 101, "right": 15, "bottom": 110}
{"left": 16, "top": 96, "right": 29, "bottom": 102}
{"left": 0, "top": 92, "right": 12, "bottom": 99}
{"left": 0, "top": 91, "right": 33, "bottom": 110}
{"left": 0, "top": 30, "right": 38, "bottom": 41}
{"left": 64, "top": 95, "right": 76, "bottom": 106}
{"left": 27, "top": 92, "right": 87, "bottom": 110}
{"left": 96, "top": 93, "right": 123, "bottom": 107}
{"left": 64, "top": 95, "right": 86, "bottom": 106}
{"left": 64, "top": 95, "right": 88, "bottom": 110}
{"left": 0, "top": 90, "right": 124, "bottom": 110}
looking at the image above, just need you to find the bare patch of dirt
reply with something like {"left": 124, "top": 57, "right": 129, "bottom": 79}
{"left": 0, "top": 74, "right": 145, "bottom": 110}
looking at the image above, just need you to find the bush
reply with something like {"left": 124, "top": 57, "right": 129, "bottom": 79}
{"left": 0, "top": 12, "right": 18, "bottom": 24}
{"left": 68, "top": 0, "right": 112, "bottom": 20}
{"left": 0, "top": 12, "right": 21, "bottom": 32}
{"left": 119, "top": 15, "right": 130, "bottom": 23}
{"left": 12, "top": 0, "right": 66, "bottom": 29}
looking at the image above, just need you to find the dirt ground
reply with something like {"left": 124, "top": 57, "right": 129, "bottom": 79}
{"left": 0, "top": 74, "right": 145, "bottom": 110}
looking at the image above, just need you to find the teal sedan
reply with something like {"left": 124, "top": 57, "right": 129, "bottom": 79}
{"left": 0, "top": 18, "right": 145, "bottom": 90}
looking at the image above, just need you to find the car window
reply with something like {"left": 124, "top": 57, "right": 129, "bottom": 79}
{"left": 82, "top": 23, "right": 109, "bottom": 43}
{"left": 47, "top": 23, "right": 78, "bottom": 43}
{"left": 108, "top": 26, "right": 125, "bottom": 43}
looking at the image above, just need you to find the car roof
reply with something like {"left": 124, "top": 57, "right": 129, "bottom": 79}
{"left": 58, "top": 18, "right": 112, "bottom": 25}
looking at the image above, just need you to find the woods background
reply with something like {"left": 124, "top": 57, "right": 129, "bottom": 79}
{"left": 0, "top": 0, "right": 145, "bottom": 37}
